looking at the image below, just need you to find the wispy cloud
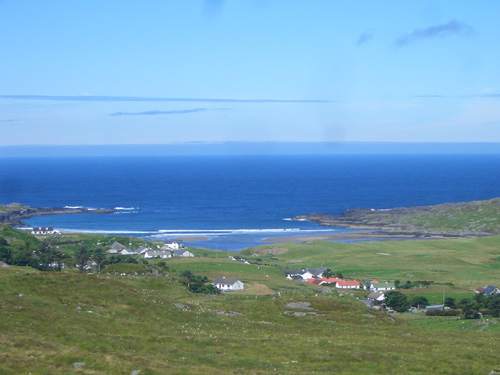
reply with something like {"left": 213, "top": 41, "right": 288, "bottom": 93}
{"left": 0, "top": 95, "right": 330, "bottom": 104}
{"left": 356, "top": 30, "right": 374, "bottom": 46}
{"left": 395, "top": 19, "right": 473, "bottom": 48}
{"left": 110, "top": 108, "right": 229, "bottom": 116}
{"left": 415, "top": 94, "right": 500, "bottom": 99}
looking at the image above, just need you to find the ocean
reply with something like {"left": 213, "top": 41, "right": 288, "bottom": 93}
{"left": 1, "top": 154, "right": 499, "bottom": 250}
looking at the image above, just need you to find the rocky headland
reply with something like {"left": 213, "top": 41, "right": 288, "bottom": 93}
{"left": 0, "top": 203, "right": 115, "bottom": 226}
{"left": 292, "top": 198, "right": 500, "bottom": 237}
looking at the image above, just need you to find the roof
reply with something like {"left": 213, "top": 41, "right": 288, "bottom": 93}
{"left": 110, "top": 241, "right": 129, "bottom": 251}
{"left": 475, "top": 287, "right": 484, "bottom": 293}
{"left": 426, "top": 305, "right": 445, "bottom": 310}
{"left": 374, "top": 282, "right": 395, "bottom": 289}
{"left": 309, "top": 268, "right": 326, "bottom": 277}
{"left": 322, "top": 277, "right": 343, "bottom": 284}
{"left": 367, "top": 291, "right": 385, "bottom": 300}
{"left": 360, "top": 300, "right": 374, "bottom": 308}
{"left": 213, "top": 277, "right": 241, "bottom": 285}
{"left": 337, "top": 280, "right": 360, "bottom": 287}
{"left": 483, "top": 285, "right": 498, "bottom": 295}
{"left": 287, "top": 268, "right": 326, "bottom": 276}
{"left": 173, "top": 249, "right": 190, "bottom": 255}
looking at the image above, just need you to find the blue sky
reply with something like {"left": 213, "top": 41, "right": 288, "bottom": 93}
{"left": 1, "top": 1, "right": 500, "bottom": 146}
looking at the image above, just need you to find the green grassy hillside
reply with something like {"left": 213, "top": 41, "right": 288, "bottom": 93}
{"left": 241, "top": 235, "right": 500, "bottom": 289}
{"left": 1, "top": 266, "right": 499, "bottom": 375}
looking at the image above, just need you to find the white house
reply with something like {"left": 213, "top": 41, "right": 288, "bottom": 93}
{"left": 164, "top": 240, "right": 185, "bottom": 250}
{"left": 119, "top": 248, "right": 137, "bottom": 256}
{"left": 109, "top": 241, "right": 130, "bottom": 254}
{"left": 31, "top": 227, "right": 60, "bottom": 236}
{"left": 213, "top": 277, "right": 244, "bottom": 291}
{"left": 173, "top": 250, "right": 195, "bottom": 258}
{"left": 367, "top": 291, "right": 386, "bottom": 302}
{"left": 143, "top": 250, "right": 172, "bottom": 259}
{"left": 336, "top": 280, "right": 360, "bottom": 289}
{"left": 286, "top": 268, "right": 325, "bottom": 281}
{"left": 372, "top": 282, "right": 396, "bottom": 292}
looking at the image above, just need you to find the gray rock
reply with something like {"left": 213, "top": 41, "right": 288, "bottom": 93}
{"left": 285, "top": 302, "right": 312, "bottom": 310}
{"left": 131, "top": 371, "right": 142, "bottom": 375}
{"left": 173, "top": 303, "right": 191, "bottom": 309}
{"left": 283, "top": 311, "right": 307, "bottom": 317}
{"left": 73, "top": 362, "right": 86, "bottom": 368}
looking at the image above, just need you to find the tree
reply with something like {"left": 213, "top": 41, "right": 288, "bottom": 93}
{"left": 0, "top": 237, "right": 12, "bottom": 264}
{"left": 474, "top": 292, "right": 488, "bottom": 309}
{"left": 386, "top": 291, "right": 410, "bottom": 313}
{"left": 323, "top": 268, "right": 334, "bottom": 278}
{"left": 91, "top": 247, "right": 107, "bottom": 273}
{"left": 488, "top": 294, "right": 500, "bottom": 317}
{"left": 76, "top": 244, "right": 90, "bottom": 272}
{"left": 52, "top": 250, "right": 66, "bottom": 272}
{"left": 335, "top": 271, "right": 343, "bottom": 279}
{"left": 458, "top": 298, "right": 479, "bottom": 319}
{"left": 444, "top": 297, "right": 456, "bottom": 308}
{"left": 410, "top": 296, "right": 429, "bottom": 308}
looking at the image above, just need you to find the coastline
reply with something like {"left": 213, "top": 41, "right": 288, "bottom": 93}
{"left": 263, "top": 230, "right": 453, "bottom": 244}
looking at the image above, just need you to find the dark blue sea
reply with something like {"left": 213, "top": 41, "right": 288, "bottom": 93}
{"left": 1, "top": 154, "right": 499, "bottom": 250}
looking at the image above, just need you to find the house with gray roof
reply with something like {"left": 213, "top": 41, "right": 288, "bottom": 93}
{"left": 286, "top": 268, "right": 326, "bottom": 280}
{"left": 213, "top": 277, "right": 244, "bottom": 291}
{"left": 173, "top": 249, "right": 195, "bottom": 258}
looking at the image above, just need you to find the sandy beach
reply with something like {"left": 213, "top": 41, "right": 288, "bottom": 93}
{"left": 263, "top": 231, "right": 449, "bottom": 243}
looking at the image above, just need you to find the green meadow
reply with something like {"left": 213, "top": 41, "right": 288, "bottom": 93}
{"left": 1, "top": 224, "right": 500, "bottom": 374}
{"left": 241, "top": 235, "right": 500, "bottom": 289}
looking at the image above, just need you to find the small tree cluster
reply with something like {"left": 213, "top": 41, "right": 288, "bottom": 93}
{"left": 385, "top": 291, "right": 410, "bottom": 312}
{"left": 179, "top": 270, "right": 220, "bottom": 295}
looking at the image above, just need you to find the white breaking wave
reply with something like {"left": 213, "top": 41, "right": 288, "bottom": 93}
{"left": 47, "top": 227, "right": 337, "bottom": 237}
{"left": 114, "top": 207, "right": 138, "bottom": 210}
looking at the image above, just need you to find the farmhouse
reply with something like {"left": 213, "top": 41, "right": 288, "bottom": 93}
{"left": 286, "top": 268, "right": 326, "bottom": 281}
{"left": 143, "top": 250, "right": 172, "bottom": 259}
{"left": 372, "top": 282, "right": 396, "bottom": 292}
{"left": 364, "top": 280, "right": 379, "bottom": 290}
{"left": 367, "top": 291, "right": 386, "bottom": 302}
{"left": 173, "top": 249, "right": 195, "bottom": 258}
{"left": 108, "top": 241, "right": 131, "bottom": 254}
{"left": 163, "top": 240, "right": 185, "bottom": 250}
{"left": 213, "top": 277, "right": 244, "bottom": 291}
{"left": 336, "top": 280, "right": 360, "bottom": 289}
{"left": 482, "top": 285, "right": 500, "bottom": 295}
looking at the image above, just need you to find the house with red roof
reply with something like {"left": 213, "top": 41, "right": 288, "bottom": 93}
{"left": 336, "top": 280, "right": 360, "bottom": 289}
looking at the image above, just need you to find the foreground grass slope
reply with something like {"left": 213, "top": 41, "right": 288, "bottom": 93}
{"left": 1, "top": 266, "right": 500, "bottom": 375}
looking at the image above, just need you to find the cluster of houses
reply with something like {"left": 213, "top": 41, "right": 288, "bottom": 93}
{"left": 286, "top": 268, "right": 397, "bottom": 291}
{"left": 108, "top": 241, "right": 195, "bottom": 259}
{"left": 31, "top": 227, "right": 60, "bottom": 236}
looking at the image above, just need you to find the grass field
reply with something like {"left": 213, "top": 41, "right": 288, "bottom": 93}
{"left": 1, "top": 266, "right": 500, "bottom": 375}
{"left": 241, "top": 235, "right": 500, "bottom": 289}
{"left": 1, "top": 225, "right": 500, "bottom": 373}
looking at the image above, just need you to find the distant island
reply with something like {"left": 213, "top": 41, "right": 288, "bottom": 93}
{"left": 293, "top": 198, "right": 500, "bottom": 237}
{"left": 0, "top": 203, "right": 115, "bottom": 226}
